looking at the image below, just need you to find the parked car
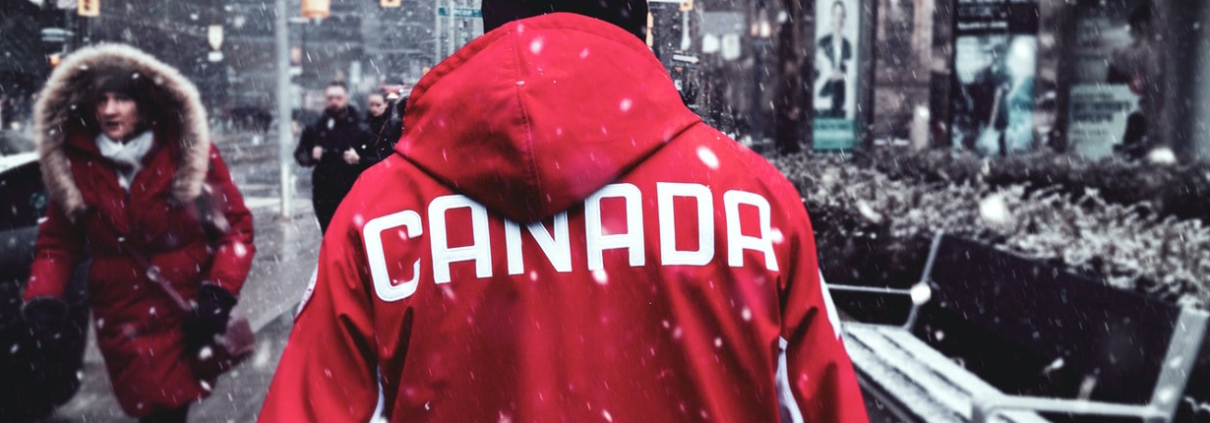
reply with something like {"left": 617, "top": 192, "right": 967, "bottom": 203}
{"left": 0, "top": 152, "right": 90, "bottom": 423}
{"left": 0, "top": 130, "right": 36, "bottom": 156}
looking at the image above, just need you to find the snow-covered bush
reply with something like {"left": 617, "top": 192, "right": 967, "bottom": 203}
{"left": 869, "top": 149, "right": 1210, "bottom": 224}
{"left": 770, "top": 153, "right": 1210, "bottom": 308}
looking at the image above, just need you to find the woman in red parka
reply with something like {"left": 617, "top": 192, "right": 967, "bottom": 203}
{"left": 21, "top": 44, "right": 255, "bottom": 423}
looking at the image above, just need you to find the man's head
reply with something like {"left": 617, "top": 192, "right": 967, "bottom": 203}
{"left": 830, "top": 1, "right": 846, "bottom": 35}
{"left": 325, "top": 81, "right": 350, "bottom": 114}
{"left": 368, "top": 91, "right": 389, "bottom": 118}
{"left": 482, "top": 0, "right": 648, "bottom": 41}
{"left": 1128, "top": 3, "right": 1153, "bottom": 41}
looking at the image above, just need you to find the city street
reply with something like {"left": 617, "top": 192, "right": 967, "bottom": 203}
{"left": 46, "top": 200, "right": 321, "bottom": 423}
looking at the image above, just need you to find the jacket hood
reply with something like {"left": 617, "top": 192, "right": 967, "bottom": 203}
{"left": 398, "top": 13, "right": 700, "bottom": 223}
{"left": 34, "top": 44, "right": 211, "bottom": 218}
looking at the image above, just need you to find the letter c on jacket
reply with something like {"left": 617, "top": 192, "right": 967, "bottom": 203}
{"left": 365, "top": 210, "right": 424, "bottom": 301}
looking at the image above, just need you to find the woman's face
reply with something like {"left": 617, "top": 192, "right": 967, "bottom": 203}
{"left": 368, "top": 94, "right": 388, "bottom": 118}
{"left": 95, "top": 91, "right": 141, "bottom": 141}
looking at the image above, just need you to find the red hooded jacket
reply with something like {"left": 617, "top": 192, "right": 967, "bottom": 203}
{"left": 260, "top": 13, "right": 866, "bottom": 422}
{"left": 25, "top": 45, "right": 255, "bottom": 417}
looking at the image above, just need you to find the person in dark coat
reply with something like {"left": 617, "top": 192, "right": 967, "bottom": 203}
{"left": 22, "top": 44, "right": 256, "bottom": 423}
{"left": 1109, "top": 3, "right": 1156, "bottom": 160}
{"left": 293, "top": 81, "right": 373, "bottom": 233}
{"left": 362, "top": 90, "right": 403, "bottom": 168}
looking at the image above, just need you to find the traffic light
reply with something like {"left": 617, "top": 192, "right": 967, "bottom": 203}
{"left": 679, "top": 0, "right": 693, "bottom": 12}
{"left": 78, "top": 0, "right": 99, "bottom": 17}
{"left": 301, "top": 0, "right": 330, "bottom": 19}
{"left": 381, "top": 0, "right": 401, "bottom": 8}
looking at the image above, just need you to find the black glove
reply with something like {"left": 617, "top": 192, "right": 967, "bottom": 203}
{"left": 22, "top": 297, "right": 69, "bottom": 344}
{"left": 183, "top": 285, "right": 237, "bottom": 353}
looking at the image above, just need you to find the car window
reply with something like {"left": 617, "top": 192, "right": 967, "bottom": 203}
{"left": 0, "top": 162, "right": 49, "bottom": 231}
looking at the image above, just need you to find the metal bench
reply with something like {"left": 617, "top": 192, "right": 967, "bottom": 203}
{"left": 830, "top": 233, "right": 1209, "bottom": 423}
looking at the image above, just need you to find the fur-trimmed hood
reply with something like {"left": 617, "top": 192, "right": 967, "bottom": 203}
{"left": 34, "top": 44, "right": 211, "bottom": 219}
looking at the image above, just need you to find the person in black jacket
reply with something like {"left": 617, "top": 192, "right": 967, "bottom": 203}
{"left": 362, "top": 90, "right": 403, "bottom": 168}
{"left": 1108, "top": 3, "right": 1155, "bottom": 160}
{"left": 294, "top": 81, "right": 373, "bottom": 233}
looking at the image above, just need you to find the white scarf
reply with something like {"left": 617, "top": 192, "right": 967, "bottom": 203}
{"left": 95, "top": 130, "right": 154, "bottom": 192}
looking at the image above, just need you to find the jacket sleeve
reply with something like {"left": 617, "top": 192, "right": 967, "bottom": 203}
{"left": 355, "top": 121, "right": 382, "bottom": 168}
{"left": 24, "top": 201, "right": 84, "bottom": 301}
{"left": 202, "top": 146, "right": 256, "bottom": 296}
{"left": 378, "top": 118, "right": 403, "bottom": 162}
{"left": 294, "top": 125, "right": 318, "bottom": 167}
{"left": 258, "top": 208, "right": 379, "bottom": 422}
{"left": 778, "top": 201, "right": 869, "bottom": 422}
{"left": 360, "top": 119, "right": 400, "bottom": 168}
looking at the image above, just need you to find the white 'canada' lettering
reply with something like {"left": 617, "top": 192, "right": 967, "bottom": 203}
{"left": 724, "top": 190, "right": 779, "bottom": 272}
{"left": 658, "top": 182, "right": 714, "bottom": 266}
{"left": 365, "top": 184, "right": 780, "bottom": 302}
{"left": 505, "top": 212, "right": 572, "bottom": 274}
{"left": 586, "top": 183, "right": 645, "bottom": 271}
{"left": 429, "top": 195, "right": 492, "bottom": 284}
{"left": 364, "top": 210, "right": 423, "bottom": 301}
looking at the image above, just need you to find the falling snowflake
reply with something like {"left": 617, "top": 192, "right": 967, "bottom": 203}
{"left": 696, "top": 146, "right": 720, "bottom": 170}
{"left": 979, "top": 194, "right": 1011, "bottom": 225}
{"left": 619, "top": 98, "right": 633, "bottom": 112}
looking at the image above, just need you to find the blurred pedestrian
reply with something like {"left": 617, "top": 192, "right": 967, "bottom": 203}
{"left": 259, "top": 0, "right": 867, "bottom": 421}
{"left": 362, "top": 89, "right": 402, "bottom": 168}
{"left": 22, "top": 44, "right": 256, "bottom": 423}
{"left": 1110, "top": 3, "right": 1157, "bottom": 160}
{"left": 294, "top": 81, "right": 374, "bottom": 233}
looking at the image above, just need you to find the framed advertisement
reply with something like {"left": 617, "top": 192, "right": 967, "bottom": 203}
{"left": 949, "top": 0, "right": 1039, "bottom": 157}
{"left": 811, "top": 0, "right": 863, "bottom": 150}
{"left": 1067, "top": 0, "right": 1153, "bottom": 160}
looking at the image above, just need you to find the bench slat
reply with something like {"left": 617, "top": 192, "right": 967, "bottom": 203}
{"left": 879, "top": 327, "right": 1003, "bottom": 400}
{"left": 845, "top": 323, "right": 1049, "bottom": 423}
{"left": 845, "top": 324, "right": 968, "bottom": 423}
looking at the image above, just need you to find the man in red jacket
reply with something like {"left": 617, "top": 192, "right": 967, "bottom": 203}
{"left": 259, "top": 1, "right": 868, "bottom": 421}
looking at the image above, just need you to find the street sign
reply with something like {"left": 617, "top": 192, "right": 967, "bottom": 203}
{"left": 702, "top": 34, "right": 720, "bottom": 54}
{"left": 437, "top": 6, "right": 482, "bottom": 18}
{"left": 41, "top": 28, "right": 73, "bottom": 43}
{"left": 672, "top": 54, "right": 699, "bottom": 64}
{"left": 208, "top": 25, "right": 224, "bottom": 51}
{"left": 721, "top": 34, "right": 741, "bottom": 61}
